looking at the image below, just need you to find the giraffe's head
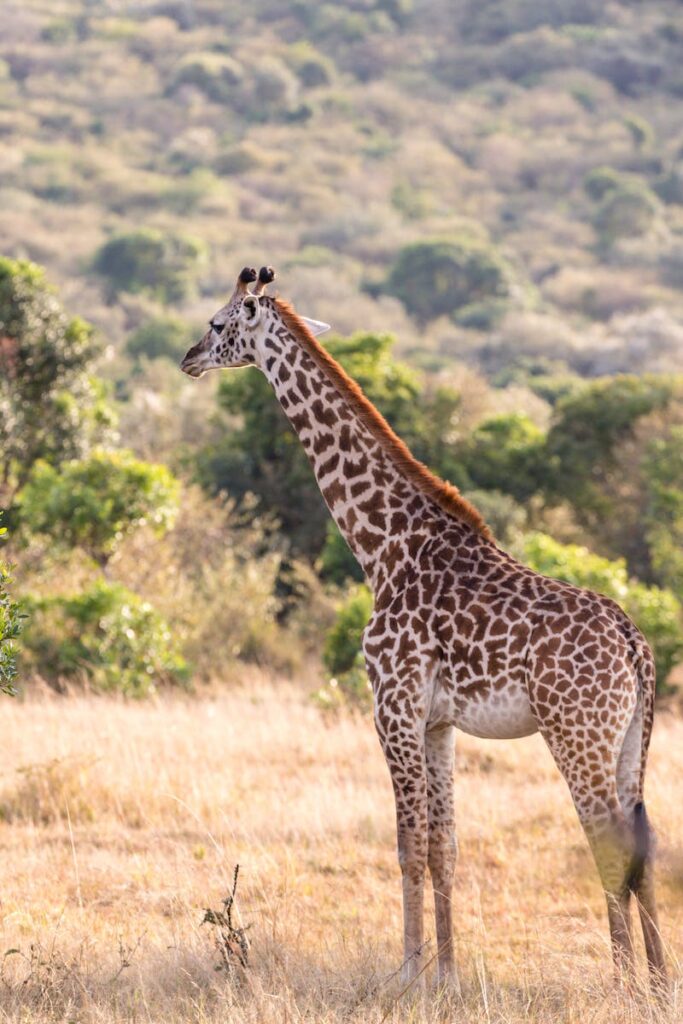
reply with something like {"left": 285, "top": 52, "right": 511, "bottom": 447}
{"left": 180, "top": 265, "right": 329, "bottom": 378}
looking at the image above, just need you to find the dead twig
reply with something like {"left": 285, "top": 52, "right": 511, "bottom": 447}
{"left": 201, "top": 864, "right": 250, "bottom": 973}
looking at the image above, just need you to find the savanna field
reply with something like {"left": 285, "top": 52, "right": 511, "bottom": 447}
{"left": 0, "top": 681, "right": 682, "bottom": 1023}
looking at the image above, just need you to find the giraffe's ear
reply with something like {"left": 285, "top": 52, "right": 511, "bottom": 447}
{"left": 300, "top": 316, "right": 331, "bottom": 337}
{"left": 240, "top": 294, "right": 261, "bottom": 327}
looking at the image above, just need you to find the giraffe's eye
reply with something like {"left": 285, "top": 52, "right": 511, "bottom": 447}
{"left": 210, "top": 321, "right": 222, "bottom": 334}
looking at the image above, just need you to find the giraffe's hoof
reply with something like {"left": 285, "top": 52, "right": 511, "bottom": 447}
{"left": 433, "top": 969, "right": 462, "bottom": 1003}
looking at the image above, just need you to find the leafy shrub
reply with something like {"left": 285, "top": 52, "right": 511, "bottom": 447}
{"left": 93, "top": 229, "right": 206, "bottom": 303}
{"left": 496, "top": 27, "right": 574, "bottom": 82}
{"left": 384, "top": 238, "right": 510, "bottom": 325}
{"left": 287, "top": 41, "right": 335, "bottom": 88}
{"left": 522, "top": 532, "right": 683, "bottom": 690}
{"left": 592, "top": 181, "right": 659, "bottom": 245}
{"left": 316, "top": 584, "right": 373, "bottom": 711}
{"left": 126, "top": 315, "right": 193, "bottom": 362}
{"left": 583, "top": 165, "right": 626, "bottom": 201}
{"left": 0, "top": 525, "right": 21, "bottom": 695}
{"left": 171, "top": 52, "right": 243, "bottom": 102}
{"left": 21, "top": 581, "right": 188, "bottom": 697}
{"left": 323, "top": 584, "right": 373, "bottom": 677}
{"left": 18, "top": 450, "right": 180, "bottom": 566}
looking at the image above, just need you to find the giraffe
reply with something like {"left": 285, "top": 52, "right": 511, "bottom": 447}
{"left": 180, "top": 265, "right": 667, "bottom": 995}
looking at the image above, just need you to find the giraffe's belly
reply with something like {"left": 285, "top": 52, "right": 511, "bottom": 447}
{"left": 428, "top": 673, "right": 539, "bottom": 740}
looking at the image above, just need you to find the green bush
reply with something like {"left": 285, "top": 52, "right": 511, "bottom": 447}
{"left": 18, "top": 450, "right": 180, "bottom": 566}
{"left": 0, "top": 525, "right": 22, "bottom": 695}
{"left": 22, "top": 581, "right": 188, "bottom": 697}
{"left": 93, "top": 229, "right": 206, "bottom": 303}
{"left": 522, "top": 532, "right": 683, "bottom": 691}
{"left": 384, "top": 238, "right": 510, "bottom": 324}
{"left": 323, "top": 585, "right": 373, "bottom": 678}
{"left": 583, "top": 166, "right": 626, "bottom": 201}
{"left": 592, "top": 182, "right": 659, "bottom": 245}
{"left": 287, "top": 41, "right": 335, "bottom": 88}
{"left": 126, "top": 316, "right": 194, "bottom": 362}
{"left": 171, "top": 52, "right": 243, "bottom": 102}
{"left": 317, "top": 585, "right": 373, "bottom": 711}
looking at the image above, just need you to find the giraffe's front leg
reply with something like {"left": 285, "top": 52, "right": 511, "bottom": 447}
{"left": 369, "top": 666, "right": 429, "bottom": 986}
{"left": 426, "top": 724, "right": 459, "bottom": 994}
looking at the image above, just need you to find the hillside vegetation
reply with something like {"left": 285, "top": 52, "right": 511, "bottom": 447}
{"left": 1, "top": 0, "right": 683, "bottom": 695}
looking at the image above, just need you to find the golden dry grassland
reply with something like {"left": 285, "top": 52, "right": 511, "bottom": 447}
{"left": 0, "top": 678, "right": 681, "bottom": 1023}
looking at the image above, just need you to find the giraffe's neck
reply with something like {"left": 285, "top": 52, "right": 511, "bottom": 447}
{"left": 257, "top": 307, "right": 467, "bottom": 588}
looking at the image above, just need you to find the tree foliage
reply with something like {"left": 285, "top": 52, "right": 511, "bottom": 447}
{"left": 0, "top": 257, "right": 114, "bottom": 503}
{"left": 19, "top": 451, "right": 180, "bottom": 566}
{"left": 592, "top": 181, "right": 660, "bottom": 246}
{"left": 457, "top": 413, "right": 545, "bottom": 503}
{"left": 93, "top": 229, "right": 206, "bottom": 303}
{"left": 383, "top": 238, "right": 510, "bottom": 325}
{"left": 641, "top": 425, "right": 683, "bottom": 599}
{"left": 544, "top": 375, "right": 675, "bottom": 519}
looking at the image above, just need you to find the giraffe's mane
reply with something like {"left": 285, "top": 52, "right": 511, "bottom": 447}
{"left": 273, "top": 298, "right": 493, "bottom": 541}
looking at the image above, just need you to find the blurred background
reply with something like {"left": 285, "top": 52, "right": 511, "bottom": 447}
{"left": 2, "top": 0, "right": 683, "bottom": 705}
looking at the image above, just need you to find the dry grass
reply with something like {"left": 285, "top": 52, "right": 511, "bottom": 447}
{"left": 0, "top": 678, "right": 681, "bottom": 1023}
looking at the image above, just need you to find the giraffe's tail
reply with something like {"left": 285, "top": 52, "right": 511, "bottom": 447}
{"left": 625, "top": 800, "right": 650, "bottom": 894}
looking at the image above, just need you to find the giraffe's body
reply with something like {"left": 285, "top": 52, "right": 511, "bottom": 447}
{"left": 181, "top": 267, "right": 667, "bottom": 994}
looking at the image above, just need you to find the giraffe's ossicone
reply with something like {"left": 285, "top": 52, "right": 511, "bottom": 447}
{"left": 181, "top": 266, "right": 667, "bottom": 996}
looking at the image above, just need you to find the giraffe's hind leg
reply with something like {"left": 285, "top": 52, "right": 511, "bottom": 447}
{"left": 617, "top": 702, "right": 667, "bottom": 988}
{"left": 530, "top": 680, "right": 640, "bottom": 977}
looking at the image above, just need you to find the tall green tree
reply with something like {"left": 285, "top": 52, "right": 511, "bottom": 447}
{"left": 544, "top": 375, "right": 676, "bottom": 522}
{"left": 0, "top": 257, "right": 115, "bottom": 507}
{"left": 641, "top": 424, "right": 683, "bottom": 597}
{"left": 456, "top": 412, "right": 545, "bottom": 503}
{"left": 93, "top": 229, "right": 206, "bottom": 303}
{"left": 383, "top": 238, "right": 510, "bottom": 325}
